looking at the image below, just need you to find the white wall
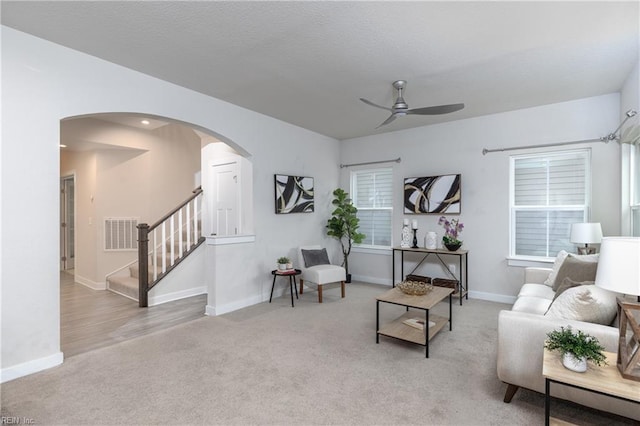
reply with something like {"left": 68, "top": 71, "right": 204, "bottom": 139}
{"left": 340, "top": 94, "right": 622, "bottom": 302}
{"left": 1, "top": 27, "right": 340, "bottom": 381}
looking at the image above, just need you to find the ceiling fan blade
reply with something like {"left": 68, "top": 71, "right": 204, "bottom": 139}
{"left": 360, "top": 98, "right": 392, "bottom": 112}
{"left": 407, "top": 103, "right": 465, "bottom": 115}
{"left": 376, "top": 114, "right": 397, "bottom": 128}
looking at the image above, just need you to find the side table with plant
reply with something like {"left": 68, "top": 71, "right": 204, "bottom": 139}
{"left": 545, "top": 326, "right": 607, "bottom": 372}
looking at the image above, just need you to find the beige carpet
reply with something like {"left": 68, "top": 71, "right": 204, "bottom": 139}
{"left": 0, "top": 282, "right": 633, "bottom": 425}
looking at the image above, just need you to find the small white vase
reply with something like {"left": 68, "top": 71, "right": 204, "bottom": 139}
{"left": 425, "top": 231, "right": 437, "bottom": 249}
{"left": 278, "top": 263, "right": 288, "bottom": 271}
{"left": 562, "top": 353, "right": 587, "bottom": 373}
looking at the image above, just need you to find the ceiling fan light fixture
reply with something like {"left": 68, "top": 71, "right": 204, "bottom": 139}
{"left": 361, "top": 80, "right": 464, "bottom": 128}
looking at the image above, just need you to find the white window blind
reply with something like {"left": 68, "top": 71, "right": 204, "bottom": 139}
{"left": 351, "top": 168, "right": 393, "bottom": 248}
{"left": 510, "top": 150, "right": 590, "bottom": 258}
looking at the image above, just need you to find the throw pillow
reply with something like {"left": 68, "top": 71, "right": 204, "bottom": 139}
{"left": 545, "top": 285, "right": 617, "bottom": 325}
{"left": 551, "top": 254, "right": 598, "bottom": 291}
{"left": 301, "top": 248, "right": 330, "bottom": 268}
{"left": 543, "top": 250, "right": 569, "bottom": 286}
{"left": 552, "top": 277, "right": 593, "bottom": 302}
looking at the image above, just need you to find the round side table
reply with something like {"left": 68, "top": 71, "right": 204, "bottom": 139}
{"left": 270, "top": 269, "right": 302, "bottom": 307}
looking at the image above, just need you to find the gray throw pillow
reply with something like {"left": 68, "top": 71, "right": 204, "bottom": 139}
{"left": 301, "top": 248, "right": 330, "bottom": 268}
{"left": 551, "top": 255, "right": 598, "bottom": 291}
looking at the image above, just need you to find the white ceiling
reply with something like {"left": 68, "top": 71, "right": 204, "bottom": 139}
{"left": 2, "top": 1, "right": 639, "bottom": 140}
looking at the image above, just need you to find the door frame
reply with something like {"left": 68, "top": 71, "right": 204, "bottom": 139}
{"left": 60, "top": 174, "right": 76, "bottom": 271}
{"left": 210, "top": 159, "right": 240, "bottom": 236}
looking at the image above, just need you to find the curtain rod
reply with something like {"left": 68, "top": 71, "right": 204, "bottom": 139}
{"left": 340, "top": 157, "right": 401, "bottom": 168}
{"left": 482, "top": 109, "right": 638, "bottom": 155}
{"left": 482, "top": 138, "right": 605, "bottom": 155}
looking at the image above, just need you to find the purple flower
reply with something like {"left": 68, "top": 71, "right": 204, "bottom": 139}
{"left": 439, "top": 216, "right": 464, "bottom": 243}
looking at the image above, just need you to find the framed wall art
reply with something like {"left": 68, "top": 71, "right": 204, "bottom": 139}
{"left": 274, "top": 174, "right": 314, "bottom": 214}
{"left": 404, "top": 174, "right": 461, "bottom": 214}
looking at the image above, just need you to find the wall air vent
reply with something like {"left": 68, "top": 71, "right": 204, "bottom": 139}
{"left": 104, "top": 217, "right": 139, "bottom": 251}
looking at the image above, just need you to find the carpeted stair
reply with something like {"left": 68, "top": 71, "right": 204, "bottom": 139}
{"left": 107, "top": 233, "right": 193, "bottom": 301}
{"left": 107, "top": 263, "right": 162, "bottom": 300}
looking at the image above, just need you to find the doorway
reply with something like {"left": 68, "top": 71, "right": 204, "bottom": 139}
{"left": 211, "top": 161, "right": 240, "bottom": 236}
{"left": 60, "top": 174, "right": 75, "bottom": 271}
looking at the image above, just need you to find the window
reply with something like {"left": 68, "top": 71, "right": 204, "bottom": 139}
{"left": 351, "top": 168, "right": 393, "bottom": 248}
{"left": 631, "top": 144, "right": 640, "bottom": 236}
{"left": 510, "top": 149, "right": 591, "bottom": 259}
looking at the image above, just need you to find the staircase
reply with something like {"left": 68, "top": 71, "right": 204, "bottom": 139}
{"left": 106, "top": 188, "right": 205, "bottom": 306}
{"left": 107, "top": 241, "right": 188, "bottom": 301}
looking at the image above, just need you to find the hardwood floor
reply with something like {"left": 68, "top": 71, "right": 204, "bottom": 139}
{"left": 60, "top": 271, "right": 207, "bottom": 358}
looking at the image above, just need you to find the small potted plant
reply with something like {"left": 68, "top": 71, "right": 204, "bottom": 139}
{"left": 544, "top": 326, "right": 607, "bottom": 372}
{"left": 277, "top": 256, "right": 291, "bottom": 271}
{"left": 438, "top": 216, "right": 464, "bottom": 251}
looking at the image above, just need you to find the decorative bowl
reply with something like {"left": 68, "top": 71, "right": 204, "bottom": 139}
{"left": 397, "top": 280, "right": 433, "bottom": 296}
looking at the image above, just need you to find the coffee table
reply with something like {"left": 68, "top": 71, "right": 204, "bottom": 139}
{"left": 376, "top": 286, "right": 453, "bottom": 358}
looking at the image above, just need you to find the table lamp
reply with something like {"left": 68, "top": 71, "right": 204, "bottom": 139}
{"left": 594, "top": 237, "right": 640, "bottom": 381}
{"left": 570, "top": 223, "right": 603, "bottom": 255}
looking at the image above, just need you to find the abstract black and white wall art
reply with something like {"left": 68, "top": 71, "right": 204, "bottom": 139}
{"left": 404, "top": 174, "right": 461, "bottom": 214}
{"left": 274, "top": 174, "right": 314, "bottom": 214}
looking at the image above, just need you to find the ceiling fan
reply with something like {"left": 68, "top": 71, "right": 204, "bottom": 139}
{"left": 360, "top": 80, "right": 465, "bottom": 128}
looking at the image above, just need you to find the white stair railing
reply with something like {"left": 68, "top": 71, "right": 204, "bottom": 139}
{"left": 137, "top": 188, "right": 204, "bottom": 307}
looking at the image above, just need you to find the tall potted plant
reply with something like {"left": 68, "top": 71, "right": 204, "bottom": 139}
{"left": 326, "top": 188, "right": 365, "bottom": 282}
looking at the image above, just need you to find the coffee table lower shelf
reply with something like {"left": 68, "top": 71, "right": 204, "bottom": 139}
{"left": 377, "top": 311, "right": 448, "bottom": 345}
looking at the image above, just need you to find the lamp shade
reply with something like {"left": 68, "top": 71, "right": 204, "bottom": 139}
{"left": 570, "top": 223, "right": 603, "bottom": 244}
{"left": 594, "top": 237, "right": 640, "bottom": 296}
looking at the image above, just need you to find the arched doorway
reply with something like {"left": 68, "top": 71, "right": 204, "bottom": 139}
{"left": 58, "top": 112, "right": 253, "bottom": 356}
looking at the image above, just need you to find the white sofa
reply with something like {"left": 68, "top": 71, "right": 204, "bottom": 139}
{"left": 497, "top": 266, "right": 639, "bottom": 421}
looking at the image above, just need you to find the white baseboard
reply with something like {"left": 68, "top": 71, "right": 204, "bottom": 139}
{"left": 1, "top": 352, "right": 63, "bottom": 383}
{"left": 206, "top": 294, "right": 263, "bottom": 316}
{"left": 351, "top": 274, "right": 392, "bottom": 286}
{"left": 74, "top": 274, "right": 106, "bottom": 290}
{"left": 149, "top": 286, "right": 207, "bottom": 306}
{"left": 468, "top": 290, "right": 516, "bottom": 305}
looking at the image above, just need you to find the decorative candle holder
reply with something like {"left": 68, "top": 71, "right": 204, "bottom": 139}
{"left": 412, "top": 229, "right": 418, "bottom": 248}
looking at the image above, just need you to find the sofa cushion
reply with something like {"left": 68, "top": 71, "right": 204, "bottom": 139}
{"left": 551, "top": 254, "right": 598, "bottom": 291}
{"left": 545, "top": 285, "right": 617, "bottom": 325}
{"left": 301, "top": 248, "right": 331, "bottom": 268}
{"left": 511, "top": 296, "right": 553, "bottom": 315}
{"left": 543, "top": 250, "right": 569, "bottom": 286}
{"left": 518, "top": 283, "right": 555, "bottom": 300}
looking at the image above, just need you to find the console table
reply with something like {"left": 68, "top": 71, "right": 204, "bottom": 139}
{"left": 392, "top": 247, "right": 468, "bottom": 305}
{"left": 543, "top": 349, "right": 640, "bottom": 425}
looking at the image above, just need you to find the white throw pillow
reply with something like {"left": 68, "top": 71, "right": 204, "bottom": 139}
{"left": 545, "top": 285, "right": 617, "bottom": 325}
{"left": 543, "top": 250, "right": 569, "bottom": 286}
